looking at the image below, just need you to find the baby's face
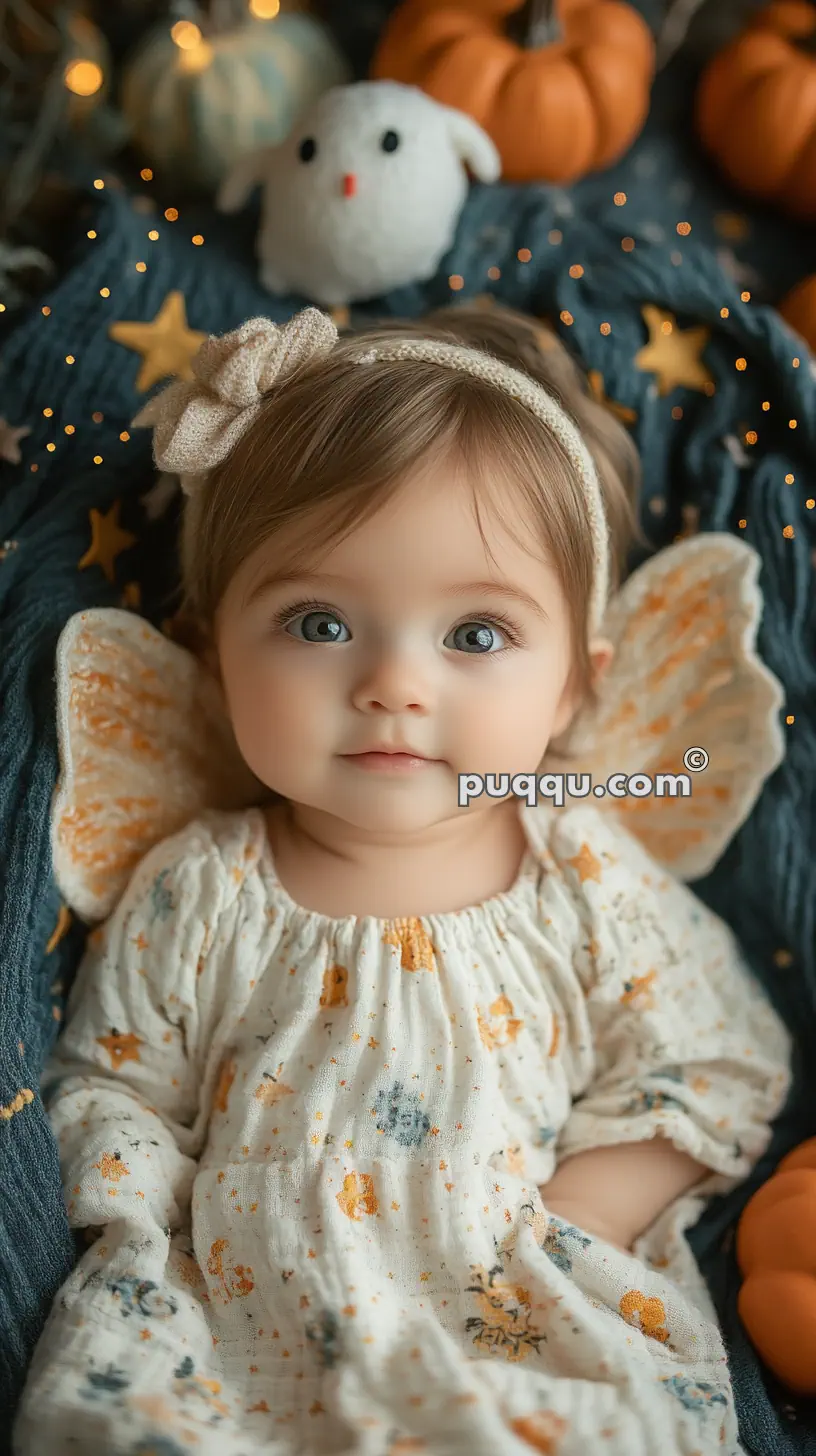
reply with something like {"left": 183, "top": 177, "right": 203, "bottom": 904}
{"left": 215, "top": 463, "right": 579, "bottom": 836}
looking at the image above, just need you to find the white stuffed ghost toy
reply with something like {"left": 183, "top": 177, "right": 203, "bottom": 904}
{"left": 217, "top": 80, "right": 501, "bottom": 307}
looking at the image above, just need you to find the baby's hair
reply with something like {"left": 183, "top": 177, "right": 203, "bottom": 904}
{"left": 181, "top": 303, "right": 642, "bottom": 702}
{"left": 409, "top": 301, "right": 643, "bottom": 587}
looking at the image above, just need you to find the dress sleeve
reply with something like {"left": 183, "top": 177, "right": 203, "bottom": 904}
{"left": 548, "top": 808, "right": 792, "bottom": 1189}
{"left": 44, "top": 819, "right": 232, "bottom": 1251}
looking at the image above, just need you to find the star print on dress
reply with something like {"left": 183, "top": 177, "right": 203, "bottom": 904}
{"left": 78, "top": 502, "right": 137, "bottom": 583}
{"left": 96, "top": 1030, "right": 143, "bottom": 1070}
{"left": 0, "top": 416, "right": 31, "bottom": 464}
{"left": 566, "top": 843, "right": 603, "bottom": 883}
{"left": 635, "top": 305, "right": 713, "bottom": 397}
{"left": 108, "top": 291, "right": 207, "bottom": 392}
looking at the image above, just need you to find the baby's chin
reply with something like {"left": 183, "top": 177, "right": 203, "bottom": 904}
{"left": 276, "top": 772, "right": 466, "bottom": 837}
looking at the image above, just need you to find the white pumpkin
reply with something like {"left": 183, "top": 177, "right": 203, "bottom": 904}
{"left": 120, "top": 12, "right": 351, "bottom": 193}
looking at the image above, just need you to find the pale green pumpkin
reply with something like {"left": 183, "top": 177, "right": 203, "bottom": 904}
{"left": 121, "top": 13, "right": 351, "bottom": 193}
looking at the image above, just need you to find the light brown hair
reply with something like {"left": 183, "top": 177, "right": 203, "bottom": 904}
{"left": 180, "top": 301, "right": 641, "bottom": 701}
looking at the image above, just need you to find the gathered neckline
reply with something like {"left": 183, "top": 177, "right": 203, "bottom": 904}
{"left": 250, "top": 804, "right": 546, "bottom": 937}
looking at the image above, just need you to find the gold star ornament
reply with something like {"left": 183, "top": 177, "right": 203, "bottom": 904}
{"left": 108, "top": 291, "right": 207, "bottom": 392}
{"left": 635, "top": 305, "right": 713, "bottom": 397}
{"left": 78, "top": 501, "right": 137, "bottom": 583}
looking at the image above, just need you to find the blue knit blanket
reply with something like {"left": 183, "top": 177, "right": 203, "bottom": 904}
{"left": 1, "top": 96, "right": 815, "bottom": 1452}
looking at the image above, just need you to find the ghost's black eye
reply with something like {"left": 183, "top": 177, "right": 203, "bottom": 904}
{"left": 299, "top": 137, "right": 317, "bottom": 163}
{"left": 380, "top": 130, "right": 400, "bottom": 154}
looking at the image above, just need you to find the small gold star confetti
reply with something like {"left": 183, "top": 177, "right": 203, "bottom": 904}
{"left": 0, "top": 418, "right": 31, "bottom": 464}
{"left": 108, "top": 291, "right": 206, "bottom": 392}
{"left": 78, "top": 501, "right": 137, "bottom": 583}
{"left": 635, "top": 305, "right": 713, "bottom": 397}
{"left": 587, "top": 370, "right": 637, "bottom": 425}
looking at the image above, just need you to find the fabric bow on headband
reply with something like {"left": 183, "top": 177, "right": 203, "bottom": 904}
{"left": 132, "top": 308, "right": 339, "bottom": 496}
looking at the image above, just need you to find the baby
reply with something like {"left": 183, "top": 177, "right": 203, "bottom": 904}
{"left": 15, "top": 304, "right": 790, "bottom": 1456}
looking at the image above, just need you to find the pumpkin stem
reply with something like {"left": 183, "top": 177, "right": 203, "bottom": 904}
{"left": 512, "top": 0, "right": 562, "bottom": 49}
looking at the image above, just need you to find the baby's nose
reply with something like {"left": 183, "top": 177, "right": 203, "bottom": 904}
{"left": 342, "top": 172, "right": 357, "bottom": 199}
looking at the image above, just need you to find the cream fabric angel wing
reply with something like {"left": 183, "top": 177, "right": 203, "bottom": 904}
{"left": 543, "top": 533, "right": 785, "bottom": 880}
{"left": 52, "top": 609, "right": 260, "bottom": 923}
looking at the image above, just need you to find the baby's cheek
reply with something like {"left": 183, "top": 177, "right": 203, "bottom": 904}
{"left": 225, "top": 657, "right": 318, "bottom": 789}
{"left": 454, "top": 683, "right": 555, "bottom": 775}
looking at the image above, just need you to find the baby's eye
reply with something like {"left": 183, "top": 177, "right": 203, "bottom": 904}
{"left": 286, "top": 610, "right": 350, "bottom": 644}
{"left": 445, "top": 621, "right": 507, "bottom": 654}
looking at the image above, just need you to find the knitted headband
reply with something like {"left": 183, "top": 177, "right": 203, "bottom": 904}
{"left": 132, "top": 306, "right": 611, "bottom": 632}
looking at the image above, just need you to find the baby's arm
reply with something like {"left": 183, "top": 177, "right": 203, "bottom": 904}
{"left": 39, "top": 825, "right": 231, "bottom": 1285}
{"left": 539, "top": 811, "right": 791, "bottom": 1251}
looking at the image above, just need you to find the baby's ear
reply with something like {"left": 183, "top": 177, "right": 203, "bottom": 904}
{"left": 441, "top": 105, "right": 501, "bottom": 183}
{"left": 590, "top": 637, "right": 615, "bottom": 683}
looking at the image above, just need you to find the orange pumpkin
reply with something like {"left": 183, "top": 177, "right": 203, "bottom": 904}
{"left": 737, "top": 1137, "right": 816, "bottom": 1393}
{"left": 697, "top": 0, "right": 816, "bottom": 222}
{"left": 778, "top": 273, "right": 816, "bottom": 352}
{"left": 371, "top": 0, "right": 655, "bottom": 185}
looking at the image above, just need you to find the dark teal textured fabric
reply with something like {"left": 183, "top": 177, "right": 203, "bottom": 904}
{"left": 1, "top": 80, "right": 815, "bottom": 1451}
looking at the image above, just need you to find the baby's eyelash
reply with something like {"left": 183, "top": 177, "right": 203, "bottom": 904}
{"left": 468, "top": 610, "right": 523, "bottom": 648}
{"left": 269, "top": 598, "right": 339, "bottom": 630}
{"left": 269, "top": 599, "right": 524, "bottom": 647}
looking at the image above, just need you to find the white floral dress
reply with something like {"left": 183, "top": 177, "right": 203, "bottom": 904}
{"left": 15, "top": 804, "right": 790, "bottom": 1456}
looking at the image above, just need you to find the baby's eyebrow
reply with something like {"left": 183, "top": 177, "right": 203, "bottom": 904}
{"left": 243, "top": 570, "right": 345, "bottom": 607}
{"left": 244, "top": 571, "right": 548, "bottom": 622}
{"left": 443, "top": 581, "right": 550, "bottom": 623}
